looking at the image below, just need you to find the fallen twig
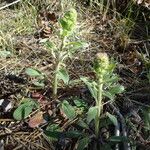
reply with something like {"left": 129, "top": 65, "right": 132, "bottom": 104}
{"left": 0, "top": 0, "right": 21, "bottom": 11}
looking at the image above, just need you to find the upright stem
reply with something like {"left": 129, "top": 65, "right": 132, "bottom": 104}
{"left": 52, "top": 36, "right": 66, "bottom": 99}
{"left": 95, "top": 76, "right": 103, "bottom": 138}
{"left": 53, "top": 61, "right": 60, "bottom": 99}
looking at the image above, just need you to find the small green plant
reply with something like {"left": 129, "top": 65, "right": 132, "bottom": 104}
{"left": 81, "top": 53, "right": 124, "bottom": 138}
{"left": 52, "top": 8, "right": 77, "bottom": 99}
{"left": 45, "top": 8, "right": 87, "bottom": 99}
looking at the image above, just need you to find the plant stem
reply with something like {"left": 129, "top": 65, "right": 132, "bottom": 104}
{"left": 53, "top": 61, "right": 60, "bottom": 99}
{"left": 95, "top": 76, "right": 103, "bottom": 138}
{"left": 53, "top": 36, "right": 66, "bottom": 99}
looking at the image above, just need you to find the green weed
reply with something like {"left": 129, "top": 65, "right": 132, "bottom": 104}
{"left": 44, "top": 8, "right": 87, "bottom": 99}
{"left": 81, "top": 53, "right": 124, "bottom": 138}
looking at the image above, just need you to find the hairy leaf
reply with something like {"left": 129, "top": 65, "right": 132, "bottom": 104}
{"left": 80, "top": 77, "right": 97, "bottom": 100}
{"left": 61, "top": 100, "right": 76, "bottom": 120}
{"left": 25, "top": 68, "right": 42, "bottom": 77}
{"left": 106, "top": 112, "right": 118, "bottom": 126}
{"left": 59, "top": 8, "right": 77, "bottom": 37}
{"left": 57, "top": 68, "right": 69, "bottom": 85}
{"left": 13, "top": 99, "right": 39, "bottom": 121}
{"left": 87, "top": 106, "right": 98, "bottom": 124}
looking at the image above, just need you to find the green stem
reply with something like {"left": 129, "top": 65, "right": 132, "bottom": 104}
{"left": 95, "top": 76, "right": 103, "bottom": 138}
{"left": 53, "top": 61, "right": 60, "bottom": 99}
{"left": 52, "top": 36, "right": 66, "bottom": 99}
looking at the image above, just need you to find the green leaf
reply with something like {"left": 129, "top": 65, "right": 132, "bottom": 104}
{"left": 106, "top": 112, "right": 118, "bottom": 126}
{"left": 0, "top": 50, "right": 11, "bottom": 58}
{"left": 25, "top": 68, "right": 42, "bottom": 77}
{"left": 109, "top": 136, "right": 128, "bottom": 142}
{"left": 64, "top": 130, "right": 82, "bottom": 138}
{"left": 46, "top": 123, "right": 61, "bottom": 141}
{"left": 20, "top": 98, "right": 39, "bottom": 108}
{"left": 103, "top": 85, "right": 124, "bottom": 100}
{"left": 46, "top": 124, "right": 60, "bottom": 131}
{"left": 13, "top": 99, "right": 39, "bottom": 121}
{"left": 57, "top": 68, "right": 69, "bottom": 85}
{"left": 66, "top": 41, "right": 88, "bottom": 52}
{"left": 44, "top": 130, "right": 82, "bottom": 139}
{"left": 44, "top": 124, "right": 61, "bottom": 141}
{"left": 13, "top": 103, "right": 31, "bottom": 120}
{"left": 103, "top": 91, "right": 115, "bottom": 100}
{"left": 13, "top": 104, "right": 33, "bottom": 121}
{"left": 61, "top": 100, "right": 76, "bottom": 120}
{"left": 142, "top": 108, "right": 150, "bottom": 130}
{"left": 44, "top": 130, "right": 62, "bottom": 139}
{"left": 77, "top": 137, "right": 90, "bottom": 150}
{"left": 33, "top": 81, "right": 45, "bottom": 87}
{"left": 59, "top": 8, "right": 77, "bottom": 37}
{"left": 69, "top": 79, "right": 81, "bottom": 85}
{"left": 80, "top": 77, "right": 97, "bottom": 100}
{"left": 108, "top": 85, "right": 124, "bottom": 95}
{"left": 73, "top": 98, "right": 87, "bottom": 107}
{"left": 77, "top": 119, "right": 89, "bottom": 129}
{"left": 87, "top": 106, "right": 98, "bottom": 124}
{"left": 104, "top": 75, "right": 119, "bottom": 83}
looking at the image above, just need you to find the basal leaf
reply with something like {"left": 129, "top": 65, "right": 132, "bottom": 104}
{"left": 45, "top": 123, "right": 61, "bottom": 141}
{"left": 13, "top": 99, "right": 39, "bottom": 121}
{"left": 13, "top": 104, "right": 33, "bottom": 121}
{"left": 61, "top": 100, "right": 76, "bottom": 120}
